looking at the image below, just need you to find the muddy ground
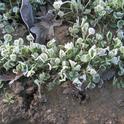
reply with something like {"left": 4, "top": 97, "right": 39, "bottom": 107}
{"left": 0, "top": 81, "right": 124, "bottom": 124}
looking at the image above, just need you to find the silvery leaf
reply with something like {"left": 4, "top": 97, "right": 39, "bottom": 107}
{"left": 14, "top": 38, "right": 24, "bottom": 46}
{"left": 13, "top": 6, "right": 19, "bottom": 13}
{"left": 69, "top": 60, "right": 77, "bottom": 68}
{"left": 20, "top": 0, "right": 34, "bottom": 29}
{"left": 93, "top": 74, "right": 100, "bottom": 84}
{"left": 79, "top": 74, "right": 86, "bottom": 81}
{"left": 74, "top": 65, "right": 81, "bottom": 71}
{"left": 120, "top": 46, "right": 124, "bottom": 55}
{"left": 4, "top": 25, "right": 14, "bottom": 33}
{"left": 59, "top": 49, "right": 66, "bottom": 59}
{"left": 30, "top": 26, "right": 47, "bottom": 44}
{"left": 117, "top": 30, "right": 124, "bottom": 39}
{"left": 73, "top": 78, "right": 82, "bottom": 91}
{"left": 4, "top": 34, "right": 12, "bottom": 43}
{"left": 97, "top": 47, "right": 109, "bottom": 57}
{"left": 0, "top": 3, "right": 5, "bottom": 11}
{"left": 80, "top": 54, "right": 90, "bottom": 63}
{"left": 36, "top": 53, "right": 48, "bottom": 63}
{"left": 39, "top": 72, "right": 46, "bottom": 81}
{"left": 31, "top": 52, "right": 39, "bottom": 59}
{"left": 81, "top": 17, "right": 87, "bottom": 27}
{"left": 87, "top": 82, "right": 96, "bottom": 89}
{"left": 113, "top": 12, "right": 124, "bottom": 19}
{"left": 81, "top": 22, "right": 89, "bottom": 34}
{"left": 100, "top": 69, "right": 115, "bottom": 81}
{"left": 114, "top": 37, "right": 122, "bottom": 48}
{"left": 106, "top": 31, "right": 112, "bottom": 41}
{"left": 88, "top": 45, "right": 97, "bottom": 59}
{"left": 64, "top": 42, "right": 74, "bottom": 50}
{"left": 117, "top": 20, "right": 124, "bottom": 29}
{"left": 59, "top": 72, "right": 67, "bottom": 82}
{"left": 47, "top": 39, "right": 56, "bottom": 48}
{"left": 95, "top": 33, "right": 103, "bottom": 40}
{"left": 55, "top": 58, "right": 61, "bottom": 65}
{"left": 47, "top": 48, "right": 56, "bottom": 58}
{"left": 87, "top": 65, "right": 97, "bottom": 75}
{"left": 111, "top": 56, "right": 120, "bottom": 65}
{"left": 118, "top": 62, "right": 124, "bottom": 76}
{"left": 109, "top": 49, "right": 118, "bottom": 57}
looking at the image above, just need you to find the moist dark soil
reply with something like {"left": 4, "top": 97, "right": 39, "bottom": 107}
{"left": 0, "top": 82, "right": 124, "bottom": 124}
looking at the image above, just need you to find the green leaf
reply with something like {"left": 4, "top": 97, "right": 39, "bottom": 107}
{"left": 81, "top": 22, "right": 89, "bottom": 34}
{"left": 14, "top": 38, "right": 24, "bottom": 46}
{"left": 4, "top": 34, "right": 12, "bottom": 43}
{"left": 109, "top": 49, "right": 118, "bottom": 57}
{"left": 95, "top": 33, "right": 103, "bottom": 40}
{"left": 12, "top": 6, "right": 19, "bottom": 13}
{"left": 118, "top": 62, "right": 124, "bottom": 76}
{"left": 0, "top": 3, "right": 5, "bottom": 11}
{"left": 74, "top": 65, "right": 81, "bottom": 71}
{"left": 120, "top": 46, "right": 124, "bottom": 55}
{"left": 93, "top": 74, "right": 100, "bottom": 84}
{"left": 55, "top": 58, "right": 61, "bottom": 65}
{"left": 80, "top": 54, "right": 90, "bottom": 63}
{"left": 47, "top": 48, "right": 56, "bottom": 58}
{"left": 0, "top": 81, "right": 4, "bottom": 89}
{"left": 111, "top": 56, "right": 120, "bottom": 65}
{"left": 88, "top": 45, "right": 97, "bottom": 59}
{"left": 73, "top": 77, "right": 82, "bottom": 90}
{"left": 47, "top": 39, "right": 56, "bottom": 48}
{"left": 39, "top": 72, "right": 49, "bottom": 81}
{"left": 69, "top": 60, "right": 77, "bottom": 68}
{"left": 10, "top": 54, "right": 17, "bottom": 61}
{"left": 114, "top": 38, "right": 122, "bottom": 48}
{"left": 4, "top": 25, "right": 14, "bottom": 33}
{"left": 113, "top": 12, "right": 124, "bottom": 19}
{"left": 117, "top": 20, "right": 124, "bottom": 29}
{"left": 64, "top": 42, "right": 74, "bottom": 50}
{"left": 106, "top": 31, "right": 112, "bottom": 41}
{"left": 36, "top": 53, "right": 48, "bottom": 63}
{"left": 59, "top": 49, "right": 66, "bottom": 59}
{"left": 87, "top": 82, "right": 96, "bottom": 89}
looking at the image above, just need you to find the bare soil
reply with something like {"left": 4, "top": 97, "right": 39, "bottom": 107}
{"left": 0, "top": 82, "right": 124, "bottom": 124}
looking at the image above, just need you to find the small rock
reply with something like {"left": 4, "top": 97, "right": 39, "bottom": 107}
{"left": 63, "top": 88, "right": 72, "bottom": 95}
{"left": 33, "top": 94, "right": 48, "bottom": 104}
{"left": 46, "top": 114, "right": 56, "bottom": 123}
{"left": 119, "top": 116, "right": 124, "bottom": 124}
{"left": 46, "top": 109, "right": 52, "bottom": 114}
{"left": 11, "top": 82, "right": 24, "bottom": 94}
{"left": 26, "top": 87, "right": 34, "bottom": 94}
{"left": 82, "top": 119, "right": 88, "bottom": 124}
{"left": 40, "top": 95, "right": 48, "bottom": 103}
{"left": 105, "top": 120, "right": 113, "bottom": 124}
{"left": 117, "top": 100, "right": 124, "bottom": 107}
{"left": 16, "top": 96, "right": 23, "bottom": 106}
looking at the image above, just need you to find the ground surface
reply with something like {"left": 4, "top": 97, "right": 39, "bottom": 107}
{"left": 0, "top": 9, "right": 124, "bottom": 124}
{"left": 0, "top": 81, "right": 124, "bottom": 124}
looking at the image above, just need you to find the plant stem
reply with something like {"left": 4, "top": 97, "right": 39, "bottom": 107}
{"left": 9, "top": 0, "right": 12, "bottom": 9}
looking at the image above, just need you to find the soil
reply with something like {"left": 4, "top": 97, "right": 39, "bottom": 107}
{"left": 54, "top": 25, "right": 71, "bottom": 44}
{"left": 0, "top": 82, "right": 124, "bottom": 124}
